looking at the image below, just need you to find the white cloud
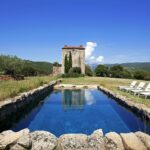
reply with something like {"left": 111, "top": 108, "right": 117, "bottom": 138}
{"left": 85, "top": 91, "right": 95, "bottom": 105}
{"left": 85, "top": 42, "right": 97, "bottom": 58}
{"left": 96, "top": 56, "right": 104, "bottom": 63}
{"left": 85, "top": 42, "right": 104, "bottom": 64}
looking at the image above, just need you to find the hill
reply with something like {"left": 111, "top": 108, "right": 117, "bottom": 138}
{"left": 106, "top": 62, "right": 150, "bottom": 72}
{"left": 0, "top": 55, "right": 53, "bottom": 76}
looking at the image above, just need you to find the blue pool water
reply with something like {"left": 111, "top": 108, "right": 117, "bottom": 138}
{"left": 12, "top": 89, "right": 150, "bottom": 136}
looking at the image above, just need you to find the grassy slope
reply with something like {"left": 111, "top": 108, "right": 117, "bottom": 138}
{"left": 61, "top": 77, "right": 150, "bottom": 107}
{"left": 0, "top": 76, "right": 56, "bottom": 101}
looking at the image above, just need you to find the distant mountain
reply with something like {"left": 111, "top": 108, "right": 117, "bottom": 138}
{"left": 106, "top": 62, "right": 150, "bottom": 72}
{"left": 91, "top": 62, "right": 150, "bottom": 72}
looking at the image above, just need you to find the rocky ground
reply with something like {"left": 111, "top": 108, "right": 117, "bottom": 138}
{"left": 0, "top": 129, "right": 150, "bottom": 150}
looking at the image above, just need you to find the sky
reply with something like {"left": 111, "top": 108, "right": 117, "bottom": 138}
{"left": 0, "top": 0, "right": 150, "bottom": 64}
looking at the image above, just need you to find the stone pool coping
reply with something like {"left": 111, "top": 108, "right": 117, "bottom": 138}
{"left": 54, "top": 83, "right": 98, "bottom": 89}
{"left": 98, "top": 86, "right": 150, "bottom": 121}
{"left": 0, "top": 128, "right": 150, "bottom": 150}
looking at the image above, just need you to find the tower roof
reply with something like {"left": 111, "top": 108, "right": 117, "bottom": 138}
{"left": 62, "top": 45, "right": 85, "bottom": 50}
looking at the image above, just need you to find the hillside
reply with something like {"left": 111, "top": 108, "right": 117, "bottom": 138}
{"left": 106, "top": 62, "right": 150, "bottom": 72}
{"left": 0, "top": 55, "right": 53, "bottom": 76}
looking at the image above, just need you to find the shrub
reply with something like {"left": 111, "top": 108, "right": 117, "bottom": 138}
{"left": 61, "top": 73, "right": 84, "bottom": 78}
{"left": 69, "top": 67, "right": 81, "bottom": 74}
{"left": 19, "top": 86, "right": 28, "bottom": 93}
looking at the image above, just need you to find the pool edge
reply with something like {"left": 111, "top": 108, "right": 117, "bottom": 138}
{"left": 98, "top": 86, "right": 150, "bottom": 122}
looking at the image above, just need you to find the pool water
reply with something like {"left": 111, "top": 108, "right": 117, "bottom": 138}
{"left": 12, "top": 89, "right": 150, "bottom": 136}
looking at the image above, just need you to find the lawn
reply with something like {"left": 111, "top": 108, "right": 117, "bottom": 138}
{"left": 0, "top": 76, "right": 56, "bottom": 101}
{"left": 61, "top": 77, "right": 150, "bottom": 107}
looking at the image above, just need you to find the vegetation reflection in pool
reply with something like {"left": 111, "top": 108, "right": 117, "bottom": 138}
{"left": 12, "top": 89, "right": 150, "bottom": 136}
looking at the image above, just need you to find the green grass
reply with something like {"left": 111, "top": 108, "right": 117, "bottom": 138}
{"left": 0, "top": 76, "right": 56, "bottom": 101}
{"left": 61, "top": 77, "right": 150, "bottom": 107}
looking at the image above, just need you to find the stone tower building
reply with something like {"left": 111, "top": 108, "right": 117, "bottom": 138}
{"left": 62, "top": 45, "right": 85, "bottom": 74}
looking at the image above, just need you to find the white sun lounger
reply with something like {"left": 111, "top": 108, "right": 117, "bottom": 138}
{"left": 139, "top": 92, "right": 150, "bottom": 99}
{"left": 131, "top": 83, "right": 150, "bottom": 96}
{"left": 139, "top": 83, "right": 150, "bottom": 99}
{"left": 124, "top": 82, "right": 146, "bottom": 92}
{"left": 119, "top": 81, "right": 137, "bottom": 90}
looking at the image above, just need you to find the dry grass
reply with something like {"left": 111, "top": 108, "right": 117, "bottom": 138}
{"left": 61, "top": 77, "right": 150, "bottom": 107}
{"left": 0, "top": 76, "right": 56, "bottom": 101}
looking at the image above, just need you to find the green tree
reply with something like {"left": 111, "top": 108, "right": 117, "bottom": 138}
{"left": 95, "top": 65, "right": 109, "bottom": 77}
{"left": 134, "top": 70, "right": 147, "bottom": 80}
{"left": 53, "top": 62, "right": 61, "bottom": 67}
{"left": 22, "top": 66, "right": 37, "bottom": 76}
{"left": 64, "top": 55, "right": 69, "bottom": 73}
{"left": 110, "top": 65, "right": 124, "bottom": 78}
{"left": 64, "top": 52, "right": 72, "bottom": 74}
{"left": 68, "top": 52, "right": 72, "bottom": 69}
{"left": 144, "top": 73, "right": 150, "bottom": 80}
{"left": 85, "top": 65, "right": 93, "bottom": 76}
{"left": 122, "top": 69, "right": 132, "bottom": 79}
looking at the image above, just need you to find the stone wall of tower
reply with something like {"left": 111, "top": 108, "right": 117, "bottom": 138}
{"left": 62, "top": 47, "right": 85, "bottom": 74}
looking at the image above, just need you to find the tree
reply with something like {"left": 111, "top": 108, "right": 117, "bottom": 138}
{"left": 85, "top": 65, "right": 93, "bottom": 76}
{"left": 64, "top": 52, "right": 72, "bottom": 74}
{"left": 122, "top": 69, "right": 132, "bottom": 79}
{"left": 22, "top": 66, "right": 37, "bottom": 76}
{"left": 68, "top": 52, "right": 72, "bottom": 69}
{"left": 64, "top": 55, "right": 69, "bottom": 73}
{"left": 144, "top": 73, "right": 150, "bottom": 80}
{"left": 110, "top": 65, "right": 124, "bottom": 78}
{"left": 134, "top": 70, "right": 147, "bottom": 80}
{"left": 95, "top": 65, "right": 109, "bottom": 77}
{"left": 53, "top": 62, "right": 61, "bottom": 67}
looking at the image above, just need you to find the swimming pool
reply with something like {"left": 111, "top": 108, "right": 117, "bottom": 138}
{"left": 12, "top": 89, "right": 150, "bottom": 136}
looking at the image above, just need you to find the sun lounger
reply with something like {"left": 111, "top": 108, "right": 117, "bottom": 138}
{"left": 139, "top": 92, "right": 150, "bottom": 99}
{"left": 131, "top": 83, "right": 150, "bottom": 96}
{"left": 124, "top": 82, "right": 146, "bottom": 92}
{"left": 138, "top": 83, "right": 150, "bottom": 98}
{"left": 119, "top": 81, "right": 137, "bottom": 90}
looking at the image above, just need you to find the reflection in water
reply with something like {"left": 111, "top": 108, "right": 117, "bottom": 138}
{"left": 62, "top": 90, "right": 85, "bottom": 110}
{"left": 84, "top": 90, "right": 95, "bottom": 105}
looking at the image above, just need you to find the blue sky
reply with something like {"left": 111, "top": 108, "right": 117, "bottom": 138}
{"left": 0, "top": 0, "right": 150, "bottom": 64}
